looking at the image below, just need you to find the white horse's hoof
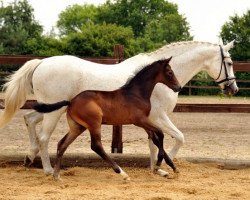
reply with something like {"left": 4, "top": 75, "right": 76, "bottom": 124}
{"left": 44, "top": 168, "right": 54, "bottom": 176}
{"left": 154, "top": 169, "right": 169, "bottom": 177}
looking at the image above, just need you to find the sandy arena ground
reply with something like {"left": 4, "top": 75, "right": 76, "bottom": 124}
{"left": 0, "top": 96, "right": 250, "bottom": 199}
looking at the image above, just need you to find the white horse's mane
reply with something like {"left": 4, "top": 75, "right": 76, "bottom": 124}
{"left": 122, "top": 40, "right": 219, "bottom": 79}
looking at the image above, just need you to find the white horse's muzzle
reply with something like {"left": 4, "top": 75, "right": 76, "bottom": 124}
{"left": 222, "top": 81, "right": 239, "bottom": 96}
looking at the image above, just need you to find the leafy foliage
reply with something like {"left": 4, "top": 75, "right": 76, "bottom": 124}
{"left": 144, "top": 14, "right": 192, "bottom": 46}
{"left": 220, "top": 10, "right": 250, "bottom": 96}
{"left": 220, "top": 10, "right": 250, "bottom": 61}
{"left": 57, "top": 0, "right": 192, "bottom": 53}
{"left": 62, "top": 22, "right": 138, "bottom": 57}
{"left": 57, "top": 4, "right": 99, "bottom": 36}
{"left": 97, "top": 0, "right": 180, "bottom": 37}
{"left": 0, "top": 0, "right": 43, "bottom": 54}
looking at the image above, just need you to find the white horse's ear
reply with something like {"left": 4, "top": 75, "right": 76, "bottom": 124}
{"left": 218, "top": 38, "right": 224, "bottom": 45}
{"left": 224, "top": 40, "right": 235, "bottom": 51}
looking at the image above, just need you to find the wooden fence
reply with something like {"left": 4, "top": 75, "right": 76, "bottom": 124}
{"left": 1, "top": 56, "right": 249, "bottom": 95}
{"left": 185, "top": 62, "right": 250, "bottom": 95}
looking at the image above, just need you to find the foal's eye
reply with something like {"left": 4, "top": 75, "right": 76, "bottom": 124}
{"left": 166, "top": 71, "right": 173, "bottom": 77}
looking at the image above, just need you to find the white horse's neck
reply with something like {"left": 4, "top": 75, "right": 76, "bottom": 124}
{"left": 122, "top": 41, "right": 219, "bottom": 86}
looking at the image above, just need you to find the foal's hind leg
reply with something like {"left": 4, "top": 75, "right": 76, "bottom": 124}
{"left": 23, "top": 111, "right": 43, "bottom": 166}
{"left": 89, "top": 127, "right": 130, "bottom": 180}
{"left": 53, "top": 116, "right": 86, "bottom": 180}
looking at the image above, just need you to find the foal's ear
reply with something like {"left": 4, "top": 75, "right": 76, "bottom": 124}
{"left": 158, "top": 56, "right": 172, "bottom": 65}
{"left": 165, "top": 56, "right": 172, "bottom": 63}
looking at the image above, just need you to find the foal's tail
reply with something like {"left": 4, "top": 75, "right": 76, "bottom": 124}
{"left": 33, "top": 101, "right": 70, "bottom": 113}
{"left": 0, "top": 59, "right": 42, "bottom": 128}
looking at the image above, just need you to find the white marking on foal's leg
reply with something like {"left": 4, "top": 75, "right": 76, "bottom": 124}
{"left": 148, "top": 139, "right": 169, "bottom": 177}
{"left": 152, "top": 165, "right": 169, "bottom": 177}
{"left": 118, "top": 167, "right": 130, "bottom": 181}
{"left": 53, "top": 172, "right": 62, "bottom": 181}
{"left": 154, "top": 168, "right": 170, "bottom": 177}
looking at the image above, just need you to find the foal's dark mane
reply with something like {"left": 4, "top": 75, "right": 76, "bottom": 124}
{"left": 121, "top": 60, "right": 164, "bottom": 90}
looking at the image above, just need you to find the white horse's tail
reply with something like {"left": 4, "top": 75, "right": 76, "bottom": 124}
{"left": 0, "top": 59, "right": 42, "bottom": 128}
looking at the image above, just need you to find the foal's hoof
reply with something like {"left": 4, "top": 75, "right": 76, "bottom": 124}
{"left": 24, "top": 155, "right": 33, "bottom": 167}
{"left": 123, "top": 176, "right": 131, "bottom": 181}
{"left": 53, "top": 174, "right": 62, "bottom": 181}
{"left": 174, "top": 168, "right": 180, "bottom": 173}
{"left": 154, "top": 169, "right": 170, "bottom": 177}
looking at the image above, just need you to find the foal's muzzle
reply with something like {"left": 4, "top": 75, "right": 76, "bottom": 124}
{"left": 173, "top": 86, "right": 182, "bottom": 93}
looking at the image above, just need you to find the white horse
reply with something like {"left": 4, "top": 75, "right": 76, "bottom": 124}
{"left": 0, "top": 41, "right": 238, "bottom": 176}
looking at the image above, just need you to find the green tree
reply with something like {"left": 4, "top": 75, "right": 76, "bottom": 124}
{"left": 25, "top": 35, "right": 65, "bottom": 56}
{"left": 220, "top": 10, "right": 250, "bottom": 96}
{"left": 144, "top": 14, "right": 192, "bottom": 47}
{"left": 97, "top": 0, "right": 187, "bottom": 37}
{"left": 0, "top": 0, "right": 43, "bottom": 54}
{"left": 63, "top": 22, "right": 138, "bottom": 57}
{"left": 57, "top": 4, "right": 99, "bottom": 36}
{"left": 56, "top": 0, "right": 192, "bottom": 54}
{"left": 220, "top": 10, "right": 250, "bottom": 61}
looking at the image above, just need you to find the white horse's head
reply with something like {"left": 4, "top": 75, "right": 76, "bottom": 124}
{"left": 205, "top": 40, "right": 239, "bottom": 95}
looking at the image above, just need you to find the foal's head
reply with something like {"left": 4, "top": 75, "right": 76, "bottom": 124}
{"left": 157, "top": 57, "right": 181, "bottom": 92}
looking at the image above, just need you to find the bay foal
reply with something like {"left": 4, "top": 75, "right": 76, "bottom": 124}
{"left": 33, "top": 57, "right": 181, "bottom": 180}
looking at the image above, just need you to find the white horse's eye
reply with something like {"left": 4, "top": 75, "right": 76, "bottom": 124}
{"left": 227, "top": 62, "right": 233, "bottom": 66}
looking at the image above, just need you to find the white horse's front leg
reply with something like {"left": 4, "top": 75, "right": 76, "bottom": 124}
{"left": 155, "top": 113, "right": 185, "bottom": 159}
{"left": 24, "top": 111, "right": 43, "bottom": 165}
{"left": 149, "top": 113, "right": 184, "bottom": 176}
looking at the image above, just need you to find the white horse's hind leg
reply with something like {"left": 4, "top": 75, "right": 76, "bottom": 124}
{"left": 37, "top": 111, "right": 62, "bottom": 175}
{"left": 24, "top": 111, "right": 43, "bottom": 164}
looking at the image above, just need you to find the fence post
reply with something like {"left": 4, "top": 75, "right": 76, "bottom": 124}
{"left": 111, "top": 44, "right": 124, "bottom": 153}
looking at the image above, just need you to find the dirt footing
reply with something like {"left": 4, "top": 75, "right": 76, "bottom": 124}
{"left": 0, "top": 153, "right": 249, "bottom": 170}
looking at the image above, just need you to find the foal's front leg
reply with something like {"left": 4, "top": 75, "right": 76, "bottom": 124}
{"left": 139, "top": 117, "right": 177, "bottom": 176}
{"left": 89, "top": 127, "right": 130, "bottom": 181}
{"left": 149, "top": 130, "right": 177, "bottom": 173}
{"left": 148, "top": 112, "right": 184, "bottom": 176}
